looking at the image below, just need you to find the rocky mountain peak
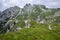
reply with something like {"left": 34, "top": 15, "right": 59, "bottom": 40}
{"left": 0, "top": 6, "right": 20, "bottom": 21}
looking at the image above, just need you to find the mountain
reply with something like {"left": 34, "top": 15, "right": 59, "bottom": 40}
{"left": 0, "top": 6, "right": 20, "bottom": 33}
{"left": 0, "top": 6, "right": 20, "bottom": 22}
{"left": 0, "top": 4, "right": 60, "bottom": 40}
{"left": 0, "top": 4, "right": 60, "bottom": 33}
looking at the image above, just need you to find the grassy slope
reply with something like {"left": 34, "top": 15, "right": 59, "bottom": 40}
{"left": 0, "top": 20, "right": 60, "bottom": 40}
{"left": 0, "top": 9, "right": 60, "bottom": 40}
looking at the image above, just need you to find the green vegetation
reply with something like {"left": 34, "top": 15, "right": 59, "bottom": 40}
{"left": 0, "top": 4, "right": 60, "bottom": 40}
{"left": 0, "top": 20, "right": 60, "bottom": 40}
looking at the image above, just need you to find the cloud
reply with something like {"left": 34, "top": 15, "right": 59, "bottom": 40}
{"left": 0, "top": 0, "right": 60, "bottom": 11}
{"left": 45, "top": 0, "right": 60, "bottom": 8}
{"left": 31, "top": 0, "right": 60, "bottom": 8}
{"left": 0, "top": 0, "right": 34, "bottom": 11}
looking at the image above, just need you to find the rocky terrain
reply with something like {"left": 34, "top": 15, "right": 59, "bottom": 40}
{"left": 0, "top": 4, "right": 60, "bottom": 40}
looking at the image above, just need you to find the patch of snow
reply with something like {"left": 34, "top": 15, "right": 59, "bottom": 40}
{"left": 40, "top": 21, "right": 44, "bottom": 24}
{"left": 24, "top": 20, "right": 28, "bottom": 24}
{"left": 40, "top": 19, "right": 45, "bottom": 24}
{"left": 16, "top": 27, "right": 22, "bottom": 30}
{"left": 48, "top": 25, "right": 52, "bottom": 30}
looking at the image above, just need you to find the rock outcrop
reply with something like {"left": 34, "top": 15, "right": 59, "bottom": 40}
{"left": 0, "top": 6, "right": 20, "bottom": 22}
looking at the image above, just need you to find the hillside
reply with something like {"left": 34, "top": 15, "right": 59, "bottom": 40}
{"left": 0, "top": 4, "right": 60, "bottom": 40}
{"left": 0, "top": 20, "right": 60, "bottom": 40}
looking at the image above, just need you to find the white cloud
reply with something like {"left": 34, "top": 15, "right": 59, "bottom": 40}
{"left": 45, "top": 1, "right": 60, "bottom": 8}
{"left": 9, "top": 0, "right": 19, "bottom": 4}
{"left": 0, "top": 0, "right": 60, "bottom": 11}
{"left": 51, "top": 2, "right": 58, "bottom": 6}
{"left": 23, "top": 0, "right": 33, "bottom": 3}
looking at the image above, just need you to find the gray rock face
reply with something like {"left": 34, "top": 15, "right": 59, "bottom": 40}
{"left": 23, "top": 4, "right": 33, "bottom": 13}
{"left": 0, "top": 6, "right": 20, "bottom": 21}
{"left": 22, "top": 4, "right": 46, "bottom": 15}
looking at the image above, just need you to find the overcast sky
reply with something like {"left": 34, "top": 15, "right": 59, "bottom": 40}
{"left": 0, "top": 0, "right": 60, "bottom": 11}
